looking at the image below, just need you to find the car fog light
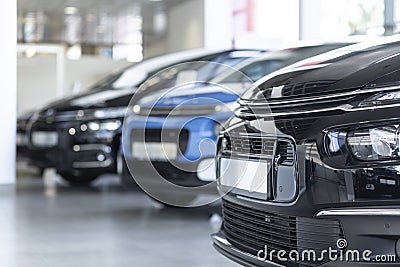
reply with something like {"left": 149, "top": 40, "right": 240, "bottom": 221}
{"left": 102, "top": 120, "right": 121, "bottom": 131}
{"left": 88, "top": 122, "right": 100, "bottom": 131}
{"left": 68, "top": 128, "right": 76, "bottom": 135}
{"left": 347, "top": 124, "right": 400, "bottom": 161}
{"left": 97, "top": 154, "right": 106, "bottom": 162}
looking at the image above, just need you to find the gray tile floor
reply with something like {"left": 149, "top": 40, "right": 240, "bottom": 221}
{"left": 0, "top": 172, "right": 238, "bottom": 267}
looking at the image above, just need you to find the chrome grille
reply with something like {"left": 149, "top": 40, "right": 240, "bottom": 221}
{"left": 236, "top": 86, "right": 387, "bottom": 119}
{"left": 222, "top": 200, "right": 345, "bottom": 267}
{"left": 223, "top": 135, "right": 275, "bottom": 159}
{"left": 281, "top": 80, "right": 337, "bottom": 98}
{"left": 222, "top": 134, "right": 295, "bottom": 164}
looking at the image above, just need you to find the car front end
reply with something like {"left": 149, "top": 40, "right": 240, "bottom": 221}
{"left": 26, "top": 106, "right": 127, "bottom": 182}
{"left": 213, "top": 37, "right": 400, "bottom": 266}
{"left": 121, "top": 83, "right": 239, "bottom": 197}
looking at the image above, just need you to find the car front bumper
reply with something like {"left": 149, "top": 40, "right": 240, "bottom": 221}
{"left": 25, "top": 119, "right": 121, "bottom": 174}
{"left": 122, "top": 112, "right": 231, "bottom": 187}
{"left": 213, "top": 193, "right": 400, "bottom": 266}
{"left": 213, "top": 110, "right": 400, "bottom": 266}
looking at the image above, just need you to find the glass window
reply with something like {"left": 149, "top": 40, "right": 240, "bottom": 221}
{"left": 220, "top": 60, "right": 284, "bottom": 83}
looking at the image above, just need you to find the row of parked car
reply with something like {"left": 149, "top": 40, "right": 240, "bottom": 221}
{"left": 18, "top": 35, "right": 400, "bottom": 266}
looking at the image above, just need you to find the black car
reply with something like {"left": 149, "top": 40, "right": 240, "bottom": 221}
{"left": 213, "top": 36, "right": 400, "bottom": 266}
{"left": 22, "top": 49, "right": 263, "bottom": 184}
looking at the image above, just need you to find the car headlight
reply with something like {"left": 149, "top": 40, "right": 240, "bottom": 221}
{"left": 87, "top": 120, "right": 121, "bottom": 131}
{"left": 359, "top": 90, "right": 400, "bottom": 107}
{"left": 94, "top": 107, "right": 127, "bottom": 119}
{"left": 347, "top": 124, "right": 400, "bottom": 161}
{"left": 214, "top": 102, "right": 239, "bottom": 113}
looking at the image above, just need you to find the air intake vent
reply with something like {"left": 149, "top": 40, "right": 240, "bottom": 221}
{"left": 222, "top": 135, "right": 275, "bottom": 159}
{"left": 222, "top": 200, "right": 345, "bottom": 267}
{"left": 277, "top": 141, "right": 295, "bottom": 165}
{"left": 281, "top": 80, "right": 337, "bottom": 98}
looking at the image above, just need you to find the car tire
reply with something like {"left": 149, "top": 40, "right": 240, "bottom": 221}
{"left": 59, "top": 171, "right": 99, "bottom": 185}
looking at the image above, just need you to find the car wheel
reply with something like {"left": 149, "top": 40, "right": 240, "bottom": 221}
{"left": 59, "top": 171, "right": 99, "bottom": 186}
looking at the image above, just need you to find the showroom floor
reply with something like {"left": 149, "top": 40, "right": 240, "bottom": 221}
{"left": 0, "top": 171, "right": 237, "bottom": 267}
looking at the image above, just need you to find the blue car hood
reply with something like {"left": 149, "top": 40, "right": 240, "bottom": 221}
{"left": 137, "top": 83, "right": 241, "bottom": 108}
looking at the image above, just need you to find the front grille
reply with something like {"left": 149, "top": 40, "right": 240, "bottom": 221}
{"left": 222, "top": 200, "right": 345, "bottom": 267}
{"left": 279, "top": 80, "right": 337, "bottom": 98}
{"left": 267, "top": 94, "right": 357, "bottom": 115}
{"left": 222, "top": 134, "right": 294, "bottom": 164}
{"left": 225, "top": 135, "right": 275, "bottom": 157}
{"left": 131, "top": 128, "right": 189, "bottom": 155}
{"left": 237, "top": 87, "right": 378, "bottom": 119}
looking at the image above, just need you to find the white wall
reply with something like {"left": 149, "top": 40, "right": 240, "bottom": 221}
{"left": 167, "top": 0, "right": 205, "bottom": 52}
{"left": 17, "top": 56, "right": 131, "bottom": 115}
{"left": 0, "top": 0, "right": 17, "bottom": 184}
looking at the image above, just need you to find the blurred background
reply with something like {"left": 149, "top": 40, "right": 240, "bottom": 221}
{"left": 17, "top": 0, "right": 399, "bottom": 115}
{"left": 0, "top": 0, "right": 398, "bottom": 266}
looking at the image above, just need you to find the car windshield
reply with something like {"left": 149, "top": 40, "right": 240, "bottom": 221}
{"left": 213, "top": 60, "right": 286, "bottom": 84}
{"left": 90, "top": 50, "right": 259, "bottom": 91}
{"left": 138, "top": 52, "right": 256, "bottom": 93}
{"left": 209, "top": 44, "right": 354, "bottom": 94}
{"left": 89, "top": 60, "right": 162, "bottom": 91}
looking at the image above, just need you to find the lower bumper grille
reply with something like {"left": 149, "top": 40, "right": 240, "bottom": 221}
{"left": 222, "top": 200, "right": 345, "bottom": 266}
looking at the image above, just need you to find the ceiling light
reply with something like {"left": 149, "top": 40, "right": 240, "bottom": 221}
{"left": 64, "top": 6, "right": 78, "bottom": 15}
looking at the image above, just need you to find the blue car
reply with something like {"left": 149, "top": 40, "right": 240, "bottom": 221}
{"left": 121, "top": 43, "right": 354, "bottom": 205}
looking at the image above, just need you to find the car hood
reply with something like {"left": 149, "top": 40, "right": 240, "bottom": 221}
{"left": 137, "top": 83, "right": 244, "bottom": 108}
{"left": 242, "top": 37, "right": 400, "bottom": 101}
{"left": 39, "top": 87, "right": 136, "bottom": 114}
